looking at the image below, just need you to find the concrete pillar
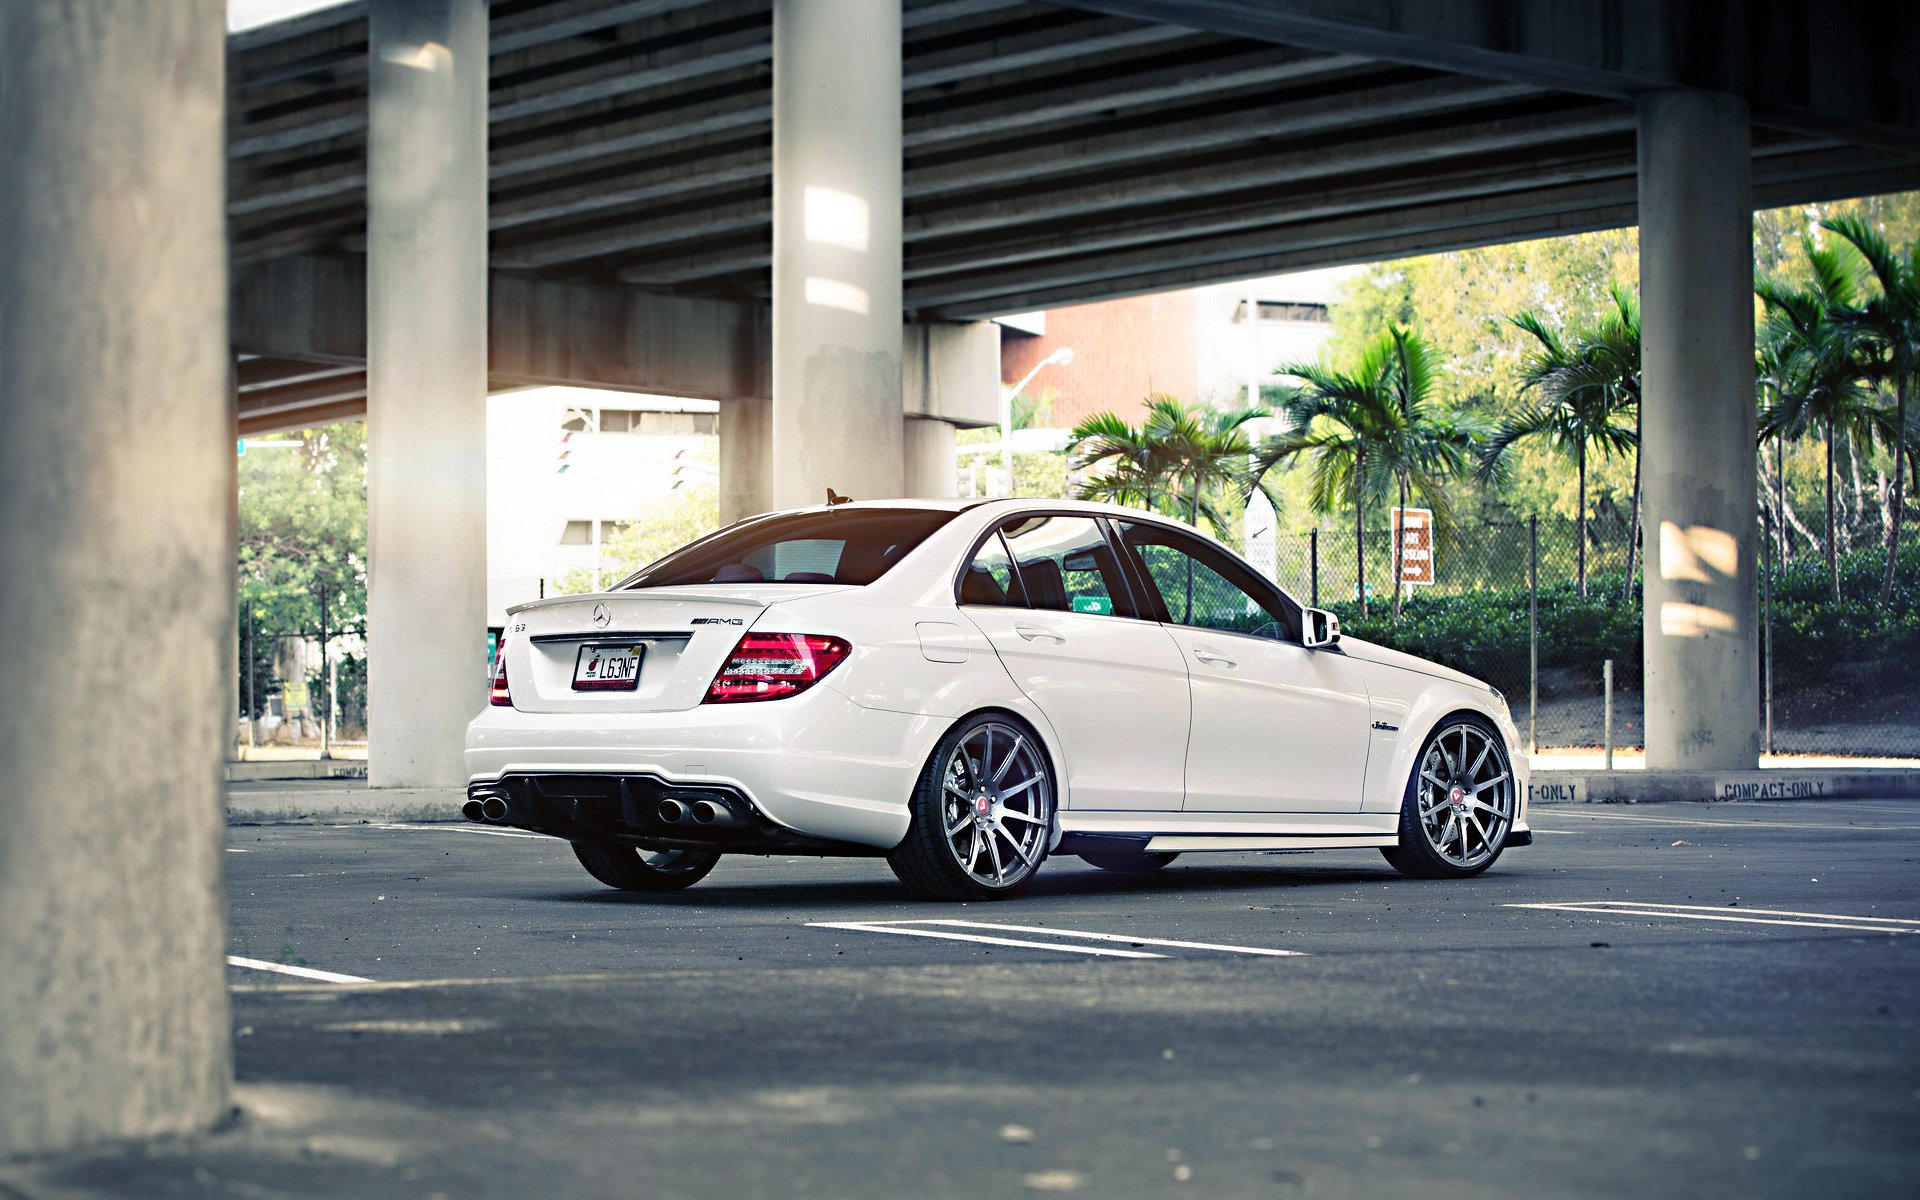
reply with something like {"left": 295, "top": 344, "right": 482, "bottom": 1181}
{"left": 719, "top": 395, "right": 773, "bottom": 524}
{"left": 771, "top": 0, "right": 904, "bottom": 508}
{"left": 1637, "top": 89, "right": 1760, "bottom": 771}
{"left": 904, "top": 419, "right": 958, "bottom": 498}
{"left": 0, "top": 0, "right": 232, "bottom": 1154}
{"left": 366, "top": 0, "right": 489, "bottom": 787}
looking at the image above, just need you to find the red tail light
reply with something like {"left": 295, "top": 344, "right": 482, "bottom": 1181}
{"left": 489, "top": 645, "right": 513, "bottom": 707}
{"left": 704, "top": 633, "right": 850, "bottom": 704}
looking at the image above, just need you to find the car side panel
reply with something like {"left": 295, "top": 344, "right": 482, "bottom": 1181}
{"left": 761, "top": 590, "right": 1077, "bottom": 814}
{"left": 1349, "top": 658, "right": 1530, "bottom": 831}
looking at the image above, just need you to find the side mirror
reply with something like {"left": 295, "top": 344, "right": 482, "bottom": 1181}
{"left": 1302, "top": 608, "right": 1340, "bottom": 648}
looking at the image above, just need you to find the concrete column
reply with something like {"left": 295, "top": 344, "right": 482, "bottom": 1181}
{"left": 904, "top": 419, "right": 958, "bottom": 498}
{"left": 771, "top": 0, "right": 904, "bottom": 508}
{"left": 367, "top": 0, "right": 489, "bottom": 787}
{"left": 719, "top": 395, "right": 773, "bottom": 524}
{"left": 0, "top": 0, "right": 232, "bottom": 1154}
{"left": 1637, "top": 89, "right": 1760, "bottom": 771}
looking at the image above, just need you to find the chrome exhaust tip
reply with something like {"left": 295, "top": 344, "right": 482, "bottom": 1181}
{"left": 689, "top": 799, "right": 739, "bottom": 827}
{"left": 461, "top": 799, "right": 485, "bottom": 822}
{"left": 657, "top": 798, "right": 688, "bottom": 825}
{"left": 480, "top": 795, "right": 508, "bottom": 822}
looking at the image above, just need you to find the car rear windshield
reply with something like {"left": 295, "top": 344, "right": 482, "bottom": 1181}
{"left": 620, "top": 508, "right": 959, "bottom": 588}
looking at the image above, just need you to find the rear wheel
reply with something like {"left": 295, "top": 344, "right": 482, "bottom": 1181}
{"left": 1079, "top": 849, "right": 1179, "bottom": 874}
{"left": 888, "top": 714, "right": 1055, "bottom": 901}
{"left": 1381, "top": 716, "right": 1515, "bottom": 879}
{"left": 572, "top": 838, "right": 721, "bottom": 892}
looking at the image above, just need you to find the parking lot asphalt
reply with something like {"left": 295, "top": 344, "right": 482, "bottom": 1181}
{"left": 13, "top": 800, "right": 1920, "bottom": 1199}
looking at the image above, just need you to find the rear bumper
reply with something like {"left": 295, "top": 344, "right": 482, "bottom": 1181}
{"left": 465, "top": 772, "right": 884, "bottom": 855}
{"left": 464, "top": 684, "right": 939, "bottom": 850}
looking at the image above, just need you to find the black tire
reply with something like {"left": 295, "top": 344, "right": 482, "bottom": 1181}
{"left": 887, "top": 713, "right": 1056, "bottom": 901}
{"left": 572, "top": 838, "right": 721, "bottom": 892}
{"left": 1381, "top": 714, "right": 1516, "bottom": 880}
{"left": 1078, "top": 849, "right": 1179, "bottom": 874}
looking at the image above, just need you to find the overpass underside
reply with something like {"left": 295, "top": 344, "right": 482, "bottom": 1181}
{"left": 230, "top": 0, "right": 1920, "bottom": 432}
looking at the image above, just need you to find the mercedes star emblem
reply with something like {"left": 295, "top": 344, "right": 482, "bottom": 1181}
{"left": 591, "top": 602, "right": 612, "bottom": 628}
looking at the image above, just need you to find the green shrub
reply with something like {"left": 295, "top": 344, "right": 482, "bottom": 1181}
{"left": 1323, "top": 542, "right": 1919, "bottom": 696}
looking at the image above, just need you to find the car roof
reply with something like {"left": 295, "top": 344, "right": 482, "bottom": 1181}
{"left": 758, "top": 496, "right": 1201, "bottom": 530}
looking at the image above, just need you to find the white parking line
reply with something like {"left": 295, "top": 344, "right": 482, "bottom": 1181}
{"left": 1509, "top": 900, "right": 1920, "bottom": 934}
{"left": 930, "top": 920, "right": 1305, "bottom": 957}
{"left": 358, "top": 822, "right": 546, "bottom": 839}
{"left": 809, "top": 921, "right": 1165, "bottom": 958}
{"left": 1530, "top": 811, "right": 1920, "bottom": 831}
{"left": 227, "top": 955, "right": 373, "bottom": 984}
{"left": 808, "top": 919, "right": 1303, "bottom": 959}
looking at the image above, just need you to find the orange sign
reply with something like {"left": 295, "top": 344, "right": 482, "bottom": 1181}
{"left": 1392, "top": 507, "right": 1434, "bottom": 585}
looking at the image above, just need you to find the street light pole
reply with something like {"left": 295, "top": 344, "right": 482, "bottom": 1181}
{"left": 1000, "top": 346, "right": 1074, "bottom": 496}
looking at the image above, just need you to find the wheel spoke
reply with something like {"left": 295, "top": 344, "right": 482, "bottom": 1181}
{"left": 945, "top": 809, "right": 972, "bottom": 836}
{"left": 965, "top": 827, "right": 982, "bottom": 870}
{"left": 985, "top": 832, "right": 1005, "bottom": 883}
{"left": 1467, "top": 810, "right": 1492, "bottom": 853}
{"left": 1001, "top": 808, "right": 1045, "bottom": 826}
{"left": 1419, "top": 769, "right": 1449, "bottom": 791}
{"left": 992, "top": 735, "right": 1026, "bottom": 784}
{"left": 1471, "top": 773, "right": 1508, "bottom": 795}
{"left": 1000, "top": 775, "right": 1041, "bottom": 801}
{"left": 999, "top": 827, "right": 1035, "bottom": 868}
{"left": 1467, "top": 739, "right": 1492, "bottom": 781}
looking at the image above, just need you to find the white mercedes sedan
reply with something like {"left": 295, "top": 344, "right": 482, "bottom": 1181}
{"left": 466, "top": 498, "right": 1530, "bottom": 900}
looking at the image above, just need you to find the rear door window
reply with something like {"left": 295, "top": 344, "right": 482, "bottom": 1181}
{"left": 959, "top": 531, "right": 1027, "bottom": 607}
{"left": 1000, "top": 515, "right": 1136, "bottom": 618}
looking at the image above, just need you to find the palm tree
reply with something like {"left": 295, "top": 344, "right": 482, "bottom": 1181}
{"left": 1068, "top": 401, "right": 1180, "bottom": 515}
{"left": 1756, "top": 238, "right": 1878, "bottom": 602}
{"left": 1070, "top": 397, "right": 1269, "bottom": 535}
{"left": 1821, "top": 215, "right": 1920, "bottom": 602}
{"left": 1480, "top": 297, "right": 1640, "bottom": 597}
{"left": 1250, "top": 327, "right": 1483, "bottom": 620}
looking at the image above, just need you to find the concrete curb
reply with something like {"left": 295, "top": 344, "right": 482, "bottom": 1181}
{"left": 1528, "top": 768, "right": 1920, "bottom": 806}
{"left": 227, "top": 786, "right": 466, "bottom": 825}
{"left": 226, "top": 759, "right": 367, "bottom": 783}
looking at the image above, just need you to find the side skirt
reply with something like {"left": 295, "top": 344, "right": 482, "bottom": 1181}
{"left": 1058, "top": 809, "right": 1402, "bottom": 856}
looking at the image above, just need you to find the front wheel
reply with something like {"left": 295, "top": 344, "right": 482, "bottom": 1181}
{"left": 572, "top": 838, "right": 721, "bottom": 892}
{"left": 888, "top": 714, "right": 1056, "bottom": 901}
{"left": 1381, "top": 716, "right": 1516, "bottom": 880}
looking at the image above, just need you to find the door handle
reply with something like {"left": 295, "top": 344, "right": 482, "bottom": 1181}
{"left": 1015, "top": 625, "right": 1065, "bottom": 643}
{"left": 1193, "top": 648, "right": 1237, "bottom": 667}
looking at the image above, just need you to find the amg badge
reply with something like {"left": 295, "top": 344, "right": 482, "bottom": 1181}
{"left": 691, "top": 617, "right": 744, "bottom": 625}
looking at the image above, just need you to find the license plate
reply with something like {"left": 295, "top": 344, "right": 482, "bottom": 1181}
{"left": 572, "top": 643, "right": 644, "bottom": 691}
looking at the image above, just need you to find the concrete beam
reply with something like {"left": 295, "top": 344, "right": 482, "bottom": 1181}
{"left": 907, "top": 77, "right": 1542, "bottom": 199}
{"left": 910, "top": 141, "right": 1917, "bottom": 316}
{"left": 1055, "top": 0, "right": 1920, "bottom": 153}
{"left": 232, "top": 254, "right": 771, "bottom": 401}
{"left": 904, "top": 321, "right": 1001, "bottom": 428}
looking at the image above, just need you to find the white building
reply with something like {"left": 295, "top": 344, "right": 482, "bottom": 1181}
{"left": 486, "top": 386, "right": 718, "bottom": 623}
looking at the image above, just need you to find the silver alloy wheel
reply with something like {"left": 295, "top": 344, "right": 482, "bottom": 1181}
{"left": 939, "top": 721, "right": 1053, "bottom": 889}
{"left": 1414, "top": 722, "right": 1514, "bottom": 870}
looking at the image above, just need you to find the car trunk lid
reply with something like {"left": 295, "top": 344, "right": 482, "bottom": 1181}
{"left": 502, "top": 585, "right": 850, "bottom": 713}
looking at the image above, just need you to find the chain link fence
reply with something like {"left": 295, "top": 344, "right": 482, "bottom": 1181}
{"left": 1272, "top": 507, "right": 1920, "bottom": 760}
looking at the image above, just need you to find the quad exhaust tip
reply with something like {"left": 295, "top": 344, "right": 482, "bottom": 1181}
{"left": 480, "top": 795, "right": 508, "bottom": 822}
{"left": 690, "top": 799, "right": 741, "bottom": 827}
{"left": 657, "top": 798, "right": 689, "bottom": 825}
